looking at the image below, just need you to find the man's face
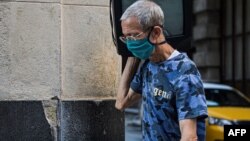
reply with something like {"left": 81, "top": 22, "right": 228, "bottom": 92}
{"left": 121, "top": 17, "right": 147, "bottom": 42}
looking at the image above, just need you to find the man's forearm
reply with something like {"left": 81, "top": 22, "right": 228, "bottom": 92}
{"left": 119, "top": 57, "right": 140, "bottom": 91}
{"left": 115, "top": 57, "right": 140, "bottom": 110}
{"left": 179, "top": 119, "right": 198, "bottom": 141}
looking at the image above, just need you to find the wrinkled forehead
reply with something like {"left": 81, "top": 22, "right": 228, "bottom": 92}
{"left": 121, "top": 17, "right": 143, "bottom": 35}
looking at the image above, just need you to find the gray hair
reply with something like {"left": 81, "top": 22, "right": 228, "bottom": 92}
{"left": 121, "top": 0, "right": 164, "bottom": 31}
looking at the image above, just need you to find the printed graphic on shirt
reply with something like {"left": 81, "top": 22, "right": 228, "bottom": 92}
{"left": 153, "top": 87, "right": 172, "bottom": 100}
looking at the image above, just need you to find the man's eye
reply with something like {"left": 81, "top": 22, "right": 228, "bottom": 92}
{"left": 126, "top": 33, "right": 132, "bottom": 36}
{"left": 126, "top": 36, "right": 135, "bottom": 40}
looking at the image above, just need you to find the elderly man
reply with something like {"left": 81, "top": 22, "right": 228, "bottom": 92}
{"left": 115, "top": 0, "right": 208, "bottom": 141}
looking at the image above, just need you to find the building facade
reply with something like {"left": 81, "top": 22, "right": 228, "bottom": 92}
{"left": 0, "top": 0, "right": 123, "bottom": 140}
{"left": 193, "top": 0, "right": 250, "bottom": 96}
{"left": 0, "top": 0, "right": 249, "bottom": 140}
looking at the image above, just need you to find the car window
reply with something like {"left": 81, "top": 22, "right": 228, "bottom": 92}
{"left": 205, "top": 89, "right": 250, "bottom": 107}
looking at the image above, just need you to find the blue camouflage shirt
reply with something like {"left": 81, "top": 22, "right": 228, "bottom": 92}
{"left": 130, "top": 52, "right": 208, "bottom": 141}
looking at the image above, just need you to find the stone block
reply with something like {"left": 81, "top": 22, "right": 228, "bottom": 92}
{"left": 0, "top": 0, "right": 59, "bottom": 2}
{"left": 193, "top": 0, "right": 220, "bottom": 13}
{"left": 61, "top": 0, "right": 109, "bottom": 6}
{"left": 0, "top": 101, "right": 55, "bottom": 141}
{"left": 0, "top": 2, "right": 61, "bottom": 100}
{"left": 199, "top": 68, "right": 220, "bottom": 82}
{"left": 16, "top": 0, "right": 60, "bottom": 2}
{"left": 195, "top": 11, "right": 219, "bottom": 25}
{"left": 60, "top": 100, "right": 124, "bottom": 141}
{"left": 193, "top": 40, "right": 220, "bottom": 67}
{"left": 62, "top": 5, "right": 120, "bottom": 99}
{"left": 193, "top": 51, "right": 220, "bottom": 67}
{"left": 0, "top": 0, "right": 15, "bottom": 2}
{"left": 193, "top": 24, "right": 220, "bottom": 41}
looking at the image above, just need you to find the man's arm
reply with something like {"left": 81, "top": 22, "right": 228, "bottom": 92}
{"left": 179, "top": 119, "right": 198, "bottom": 141}
{"left": 115, "top": 57, "right": 142, "bottom": 111}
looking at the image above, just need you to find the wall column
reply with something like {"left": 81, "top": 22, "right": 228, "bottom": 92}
{"left": 61, "top": 0, "right": 123, "bottom": 140}
{"left": 193, "top": 0, "right": 221, "bottom": 82}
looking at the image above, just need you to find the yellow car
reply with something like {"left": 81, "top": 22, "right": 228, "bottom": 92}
{"left": 204, "top": 83, "right": 250, "bottom": 141}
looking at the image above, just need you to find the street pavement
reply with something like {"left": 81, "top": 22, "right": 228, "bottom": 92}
{"left": 125, "top": 113, "right": 142, "bottom": 141}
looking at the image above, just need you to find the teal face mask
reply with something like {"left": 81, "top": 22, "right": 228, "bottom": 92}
{"left": 126, "top": 38, "right": 154, "bottom": 60}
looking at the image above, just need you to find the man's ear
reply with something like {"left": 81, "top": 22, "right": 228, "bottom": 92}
{"left": 150, "top": 26, "right": 162, "bottom": 43}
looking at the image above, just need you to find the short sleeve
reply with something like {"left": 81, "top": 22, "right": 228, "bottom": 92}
{"left": 130, "top": 67, "right": 143, "bottom": 94}
{"left": 175, "top": 74, "right": 208, "bottom": 120}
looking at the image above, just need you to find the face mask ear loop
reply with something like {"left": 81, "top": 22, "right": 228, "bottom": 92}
{"left": 147, "top": 27, "right": 154, "bottom": 45}
{"left": 147, "top": 26, "right": 167, "bottom": 46}
{"left": 157, "top": 40, "right": 168, "bottom": 45}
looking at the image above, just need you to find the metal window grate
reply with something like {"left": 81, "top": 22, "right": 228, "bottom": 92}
{"left": 220, "top": 0, "right": 249, "bottom": 95}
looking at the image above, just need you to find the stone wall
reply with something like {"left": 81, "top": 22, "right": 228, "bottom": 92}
{"left": 61, "top": 0, "right": 120, "bottom": 100}
{"left": 0, "top": 0, "right": 123, "bottom": 140}
{"left": 0, "top": 1, "right": 61, "bottom": 100}
{"left": 193, "top": 0, "right": 221, "bottom": 82}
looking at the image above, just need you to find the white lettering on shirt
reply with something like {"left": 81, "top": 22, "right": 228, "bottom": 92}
{"left": 153, "top": 88, "right": 172, "bottom": 99}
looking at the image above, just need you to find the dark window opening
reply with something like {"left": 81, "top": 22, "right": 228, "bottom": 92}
{"left": 220, "top": 0, "right": 250, "bottom": 96}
